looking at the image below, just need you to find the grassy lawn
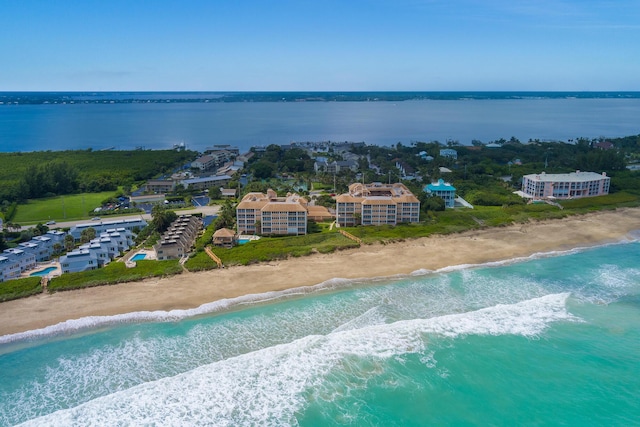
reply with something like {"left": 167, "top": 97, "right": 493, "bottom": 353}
{"left": 13, "top": 191, "right": 118, "bottom": 224}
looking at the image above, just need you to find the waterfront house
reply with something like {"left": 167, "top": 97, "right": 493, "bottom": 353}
{"left": 2, "top": 248, "right": 37, "bottom": 274}
{"left": 0, "top": 255, "right": 21, "bottom": 282}
{"left": 425, "top": 179, "right": 456, "bottom": 208}
{"left": 60, "top": 249, "right": 99, "bottom": 273}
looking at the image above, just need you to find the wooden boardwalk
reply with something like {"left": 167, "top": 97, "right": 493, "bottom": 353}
{"left": 204, "top": 247, "right": 223, "bottom": 268}
{"left": 339, "top": 229, "right": 362, "bottom": 245}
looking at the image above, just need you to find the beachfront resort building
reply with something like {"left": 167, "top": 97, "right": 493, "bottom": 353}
{"left": 236, "top": 190, "right": 308, "bottom": 236}
{"left": 154, "top": 215, "right": 202, "bottom": 260}
{"left": 335, "top": 182, "right": 421, "bottom": 227}
{"left": 521, "top": 171, "right": 610, "bottom": 199}
{"left": 424, "top": 179, "right": 456, "bottom": 208}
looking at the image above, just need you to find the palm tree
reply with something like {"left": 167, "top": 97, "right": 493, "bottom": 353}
{"left": 64, "top": 234, "right": 76, "bottom": 252}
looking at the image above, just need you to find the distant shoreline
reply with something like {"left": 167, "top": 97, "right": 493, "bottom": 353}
{"left": 2, "top": 91, "right": 640, "bottom": 105}
{"left": 1, "top": 207, "right": 639, "bottom": 340}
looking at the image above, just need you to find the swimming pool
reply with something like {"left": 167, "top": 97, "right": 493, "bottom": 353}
{"left": 238, "top": 239, "right": 250, "bottom": 245}
{"left": 131, "top": 253, "right": 147, "bottom": 261}
{"left": 29, "top": 267, "right": 57, "bottom": 276}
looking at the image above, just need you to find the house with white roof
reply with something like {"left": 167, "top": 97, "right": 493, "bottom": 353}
{"left": 59, "top": 249, "right": 99, "bottom": 273}
{"left": 2, "top": 248, "right": 36, "bottom": 273}
{"left": 78, "top": 242, "right": 111, "bottom": 267}
{"left": 0, "top": 255, "right": 21, "bottom": 282}
{"left": 69, "top": 218, "right": 147, "bottom": 240}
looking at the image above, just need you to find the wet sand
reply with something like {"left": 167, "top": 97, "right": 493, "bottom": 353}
{"left": 1, "top": 208, "right": 639, "bottom": 337}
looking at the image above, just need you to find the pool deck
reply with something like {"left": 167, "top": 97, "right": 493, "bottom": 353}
{"left": 23, "top": 261, "right": 62, "bottom": 279}
{"left": 122, "top": 249, "right": 157, "bottom": 262}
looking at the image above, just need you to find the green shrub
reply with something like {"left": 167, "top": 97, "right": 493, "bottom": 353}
{"left": 184, "top": 251, "right": 219, "bottom": 272}
{"left": 0, "top": 277, "right": 42, "bottom": 301}
{"left": 216, "top": 233, "right": 359, "bottom": 266}
{"left": 48, "top": 260, "right": 182, "bottom": 292}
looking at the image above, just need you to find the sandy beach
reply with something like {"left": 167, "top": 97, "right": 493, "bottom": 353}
{"left": 1, "top": 208, "right": 639, "bottom": 337}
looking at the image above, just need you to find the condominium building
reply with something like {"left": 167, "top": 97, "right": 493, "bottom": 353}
{"left": 236, "top": 190, "right": 308, "bottom": 235}
{"left": 154, "top": 215, "right": 202, "bottom": 260}
{"left": 522, "top": 171, "right": 610, "bottom": 199}
{"left": 335, "top": 182, "right": 421, "bottom": 227}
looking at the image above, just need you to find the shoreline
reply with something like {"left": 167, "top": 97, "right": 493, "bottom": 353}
{"left": 1, "top": 208, "right": 639, "bottom": 338}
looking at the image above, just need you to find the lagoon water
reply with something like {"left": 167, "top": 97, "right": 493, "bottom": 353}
{"left": 1, "top": 241, "right": 639, "bottom": 426}
{"left": 1, "top": 96, "right": 640, "bottom": 152}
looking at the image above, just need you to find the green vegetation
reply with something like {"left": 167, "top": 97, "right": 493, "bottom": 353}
{"left": 215, "top": 233, "right": 360, "bottom": 266}
{"left": 12, "top": 191, "right": 118, "bottom": 224}
{"left": 184, "top": 251, "right": 219, "bottom": 272}
{"left": 0, "top": 277, "right": 43, "bottom": 302}
{"left": 48, "top": 260, "right": 182, "bottom": 292}
{"left": 0, "top": 149, "right": 196, "bottom": 203}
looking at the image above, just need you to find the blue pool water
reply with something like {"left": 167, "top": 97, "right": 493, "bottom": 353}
{"left": 238, "top": 239, "right": 250, "bottom": 245}
{"left": 131, "top": 254, "right": 147, "bottom": 261}
{"left": 29, "top": 267, "right": 57, "bottom": 277}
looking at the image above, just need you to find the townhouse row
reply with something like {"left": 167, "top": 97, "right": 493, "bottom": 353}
{"left": 154, "top": 215, "right": 202, "bottom": 260}
{"left": 0, "top": 231, "right": 66, "bottom": 282}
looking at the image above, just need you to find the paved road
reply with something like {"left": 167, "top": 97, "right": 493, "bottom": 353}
{"left": 35, "top": 205, "right": 221, "bottom": 231}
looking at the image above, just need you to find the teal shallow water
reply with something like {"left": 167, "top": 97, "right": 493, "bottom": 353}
{"left": 1, "top": 241, "right": 639, "bottom": 426}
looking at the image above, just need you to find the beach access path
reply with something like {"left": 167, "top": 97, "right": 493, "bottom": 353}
{"left": 1, "top": 208, "right": 639, "bottom": 337}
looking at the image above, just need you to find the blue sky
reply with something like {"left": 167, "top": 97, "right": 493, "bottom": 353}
{"left": 1, "top": 0, "right": 639, "bottom": 91}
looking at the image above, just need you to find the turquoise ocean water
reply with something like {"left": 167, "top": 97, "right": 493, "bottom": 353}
{"left": 1, "top": 240, "right": 639, "bottom": 426}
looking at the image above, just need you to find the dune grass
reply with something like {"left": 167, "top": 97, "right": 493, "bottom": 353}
{"left": 215, "top": 232, "right": 359, "bottom": 266}
{"left": 48, "top": 259, "right": 183, "bottom": 292}
{"left": 0, "top": 277, "right": 43, "bottom": 302}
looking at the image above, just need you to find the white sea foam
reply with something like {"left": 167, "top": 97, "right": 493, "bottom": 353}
{"left": 4, "top": 238, "right": 633, "bottom": 347}
{"left": 18, "top": 293, "right": 574, "bottom": 426}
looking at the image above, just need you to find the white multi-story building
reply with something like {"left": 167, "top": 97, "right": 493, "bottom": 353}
{"left": 336, "top": 182, "right": 421, "bottom": 227}
{"left": 522, "top": 171, "right": 610, "bottom": 199}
